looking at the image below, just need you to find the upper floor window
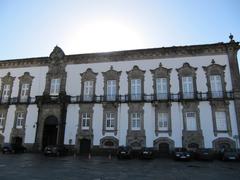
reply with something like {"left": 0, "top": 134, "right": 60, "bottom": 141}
{"left": 158, "top": 112, "right": 168, "bottom": 131}
{"left": 203, "top": 60, "right": 226, "bottom": 99}
{"left": 16, "top": 112, "right": 24, "bottom": 129}
{"left": 106, "top": 112, "right": 115, "bottom": 130}
{"left": 127, "top": 66, "right": 145, "bottom": 101}
{"left": 210, "top": 75, "right": 223, "bottom": 98}
{"left": 2, "top": 84, "right": 10, "bottom": 102}
{"left": 182, "top": 76, "right": 194, "bottom": 99}
{"left": 20, "top": 83, "right": 30, "bottom": 101}
{"left": 50, "top": 78, "right": 60, "bottom": 95}
{"left": 131, "top": 79, "right": 141, "bottom": 100}
{"left": 131, "top": 112, "right": 141, "bottom": 130}
{"left": 186, "top": 112, "right": 197, "bottom": 131}
{"left": 83, "top": 80, "right": 94, "bottom": 101}
{"left": 0, "top": 112, "right": 5, "bottom": 129}
{"left": 107, "top": 80, "right": 116, "bottom": 101}
{"left": 81, "top": 112, "right": 90, "bottom": 130}
{"left": 156, "top": 78, "right": 168, "bottom": 99}
{"left": 215, "top": 111, "right": 227, "bottom": 131}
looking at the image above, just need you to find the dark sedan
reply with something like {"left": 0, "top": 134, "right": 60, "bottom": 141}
{"left": 173, "top": 148, "right": 191, "bottom": 161}
{"left": 2, "top": 143, "right": 26, "bottom": 154}
{"left": 220, "top": 149, "right": 239, "bottom": 161}
{"left": 139, "top": 147, "right": 154, "bottom": 159}
{"left": 44, "top": 145, "right": 67, "bottom": 156}
{"left": 117, "top": 146, "right": 133, "bottom": 159}
{"left": 195, "top": 148, "right": 214, "bottom": 161}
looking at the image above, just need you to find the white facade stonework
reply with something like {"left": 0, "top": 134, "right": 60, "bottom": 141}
{"left": 0, "top": 37, "right": 240, "bottom": 154}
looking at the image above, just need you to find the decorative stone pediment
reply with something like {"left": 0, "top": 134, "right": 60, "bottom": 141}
{"left": 127, "top": 65, "right": 145, "bottom": 78}
{"left": 80, "top": 68, "right": 98, "bottom": 81}
{"left": 176, "top": 62, "right": 197, "bottom": 76}
{"left": 102, "top": 66, "right": 121, "bottom": 80}
{"left": 203, "top": 59, "right": 226, "bottom": 76}
{"left": 50, "top": 46, "right": 65, "bottom": 62}
{"left": 150, "top": 63, "right": 172, "bottom": 77}
{"left": 1, "top": 72, "right": 15, "bottom": 84}
{"left": 18, "top": 72, "right": 34, "bottom": 83}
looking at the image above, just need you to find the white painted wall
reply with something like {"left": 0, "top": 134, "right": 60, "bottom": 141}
{"left": 24, "top": 105, "right": 38, "bottom": 143}
{"left": 3, "top": 105, "right": 16, "bottom": 143}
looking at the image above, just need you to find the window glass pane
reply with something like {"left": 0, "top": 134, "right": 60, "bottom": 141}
{"left": 131, "top": 79, "right": 141, "bottom": 100}
{"left": 216, "top": 111, "right": 227, "bottom": 131}
{"left": 156, "top": 78, "right": 168, "bottom": 99}
{"left": 210, "top": 75, "right": 223, "bottom": 97}
{"left": 131, "top": 113, "right": 141, "bottom": 130}
{"left": 107, "top": 80, "right": 116, "bottom": 100}
{"left": 50, "top": 79, "right": 60, "bottom": 95}
{"left": 158, "top": 112, "right": 168, "bottom": 130}
{"left": 186, "top": 112, "right": 197, "bottom": 130}
{"left": 84, "top": 81, "right": 94, "bottom": 101}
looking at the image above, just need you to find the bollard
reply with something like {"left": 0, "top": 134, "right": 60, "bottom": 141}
{"left": 88, "top": 153, "right": 91, "bottom": 160}
{"left": 108, "top": 153, "right": 112, "bottom": 160}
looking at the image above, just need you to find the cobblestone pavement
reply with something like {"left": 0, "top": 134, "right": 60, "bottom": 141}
{"left": 0, "top": 153, "right": 240, "bottom": 180}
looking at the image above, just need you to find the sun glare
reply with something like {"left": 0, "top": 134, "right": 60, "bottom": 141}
{"left": 64, "top": 20, "right": 144, "bottom": 54}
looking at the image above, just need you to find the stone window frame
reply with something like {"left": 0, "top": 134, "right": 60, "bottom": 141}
{"left": 150, "top": 63, "right": 172, "bottom": 100}
{"left": 0, "top": 106, "right": 8, "bottom": 132}
{"left": 153, "top": 102, "right": 172, "bottom": 136}
{"left": 0, "top": 72, "right": 15, "bottom": 103}
{"left": 44, "top": 46, "right": 67, "bottom": 96}
{"left": 78, "top": 104, "right": 94, "bottom": 135}
{"left": 203, "top": 59, "right": 227, "bottom": 98}
{"left": 18, "top": 72, "right": 34, "bottom": 102}
{"left": 127, "top": 103, "right": 145, "bottom": 133}
{"left": 176, "top": 63, "right": 198, "bottom": 99}
{"left": 102, "top": 66, "right": 121, "bottom": 101}
{"left": 13, "top": 105, "right": 28, "bottom": 129}
{"left": 100, "top": 136, "right": 119, "bottom": 149}
{"left": 127, "top": 66, "right": 145, "bottom": 101}
{"left": 182, "top": 102, "right": 201, "bottom": 132}
{"left": 210, "top": 101, "right": 232, "bottom": 136}
{"left": 80, "top": 68, "right": 98, "bottom": 101}
{"left": 102, "top": 103, "right": 118, "bottom": 135}
{"left": 212, "top": 137, "right": 236, "bottom": 150}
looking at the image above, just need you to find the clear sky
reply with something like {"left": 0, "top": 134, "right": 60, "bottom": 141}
{"left": 0, "top": 0, "right": 239, "bottom": 60}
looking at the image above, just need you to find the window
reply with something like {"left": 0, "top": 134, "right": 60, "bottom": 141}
{"left": 131, "top": 113, "right": 141, "bottom": 130}
{"left": 0, "top": 113, "right": 4, "bottom": 129}
{"left": 16, "top": 112, "right": 24, "bottom": 129}
{"left": 106, "top": 113, "right": 115, "bottom": 130}
{"left": 50, "top": 78, "right": 60, "bottom": 95}
{"left": 156, "top": 78, "right": 168, "bottom": 99}
{"left": 2, "top": 84, "right": 10, "bottom": 102}
{"left": 131, "top": 79, "right": 141, "bottom": 100}
{"left": 83, "top": 81, "right": 94, "bottom": 101}
{"left": 182, "top": 76, "right": 194, "bottom": 99}
{"left": 158, "top": 112, "right": 168, "bottom": 130}
{"left": 215, "top": 111, "right": 227, "bottom": 131}
{"left": 107, "top": 80, "right": 116, "bottom": 101}
{"left": 186, "top": 112, "right": 197, "bottom": 131}
{"left": 82, "top": 113, "right": 90, "bottom": 130}
{"left": 20, "top": 83, "right": 30, "bottom": 101}
{"left": 210, "top": 75, "right": 223, "bottom": 98}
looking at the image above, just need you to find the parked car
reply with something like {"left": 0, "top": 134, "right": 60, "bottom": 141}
{"left": 139, "top": 147, "right": 154, "bottom": 159}
{"left": 195, "top": 148, "right": 214, "bottom": 161}
{"left": 220, "top": 149, "right": 239, "bottom": 161}
{"left": 2, "top": 143, "right": 26, "bottom": 154}
{"left": 117, "top": 146, "right": 133, "bottom": 159}
{"left": 44, "top": 145, "right": 67, "bottom": 156}
{"left": 172, "top": 148, "right": 191, "bottom": 161}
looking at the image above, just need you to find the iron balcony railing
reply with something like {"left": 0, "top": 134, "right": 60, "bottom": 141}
{"left": 0, "top": 91, "right": 237, "bottom": 105}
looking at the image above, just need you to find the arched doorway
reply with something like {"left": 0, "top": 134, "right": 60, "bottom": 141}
{"left": 42, "top": 116, "right": 58, "bottom": 150}
{"left": 79, "top": 138, "right": 91, "bottom": 154}
{"left": 12, "top": 136, "right": 23, "bottom": 146}
{"left": 159, "top": 143, "right": 170, "bottom": 155}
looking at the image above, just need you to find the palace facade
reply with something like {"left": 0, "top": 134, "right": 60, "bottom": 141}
{"left": 0, "top": 36, "right": 240, "bottom": 154}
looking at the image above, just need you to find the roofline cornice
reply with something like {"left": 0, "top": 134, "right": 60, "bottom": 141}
{"left": 0, "top": 42, "right": 239, "bottom": 69}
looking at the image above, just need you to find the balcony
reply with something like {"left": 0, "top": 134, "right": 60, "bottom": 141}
{"left": 0, "top": 91, "right": 237, "bottom": 105}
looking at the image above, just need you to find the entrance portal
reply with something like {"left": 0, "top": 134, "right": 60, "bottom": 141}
{"left": 12, "top": 137, "right": 23, "bottom": 146}
{"left": 79, "top": 138, "right": 91, "bottom": 154}
{"left": 159, "top": 143, "right": 170, "bottom": 156}
{"left": 42, "top": 116, "right": 58, "bottom": 150}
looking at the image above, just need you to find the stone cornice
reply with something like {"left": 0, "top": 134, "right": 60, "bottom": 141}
{"left": 0, "top": 42, "right": 239, "bottom": 69}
